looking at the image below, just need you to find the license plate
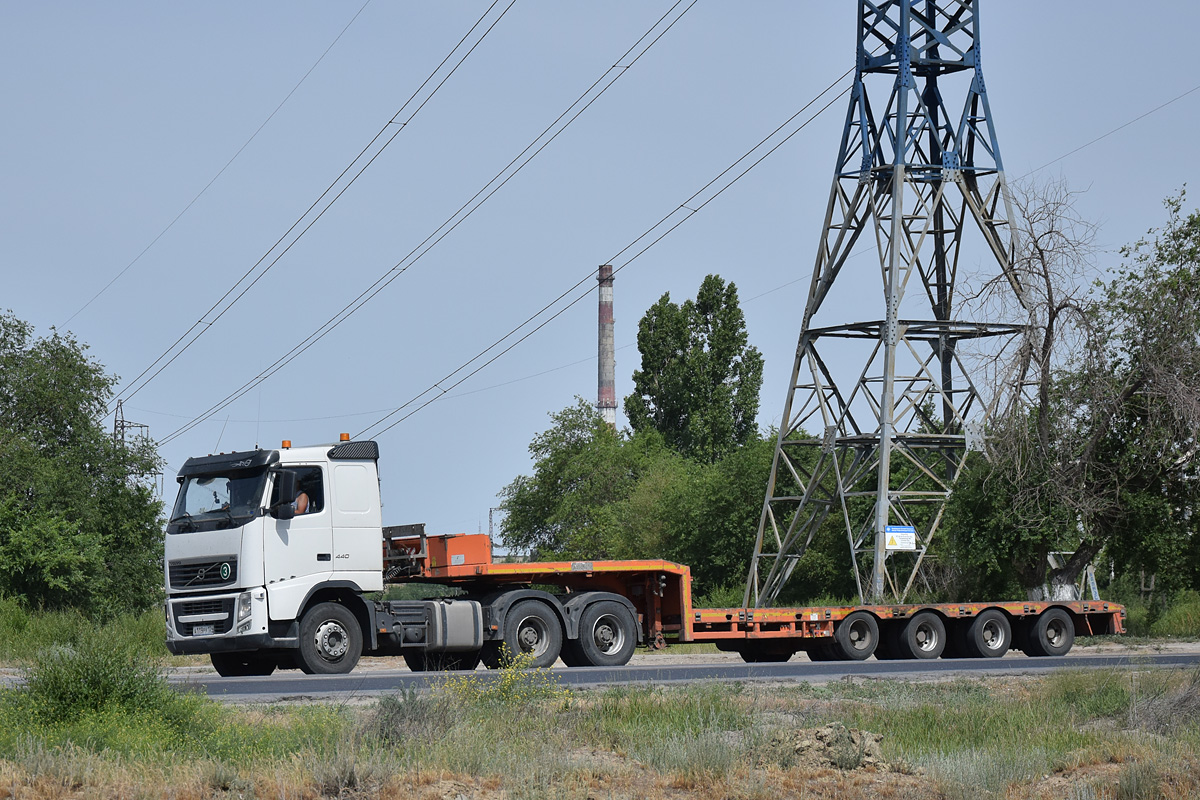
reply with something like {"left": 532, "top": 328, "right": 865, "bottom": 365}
{"left": 193, "top": 624, "right": 215, "bottom": 636}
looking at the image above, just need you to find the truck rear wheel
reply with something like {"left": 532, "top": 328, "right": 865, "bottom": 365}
{"left": 570, "top": 601, "right": 637, "bottom": 667}
{"left": 210, "top": 652, "right": 277, "bottom": 677}
{"left": 297, "top": 602, "right": 362, "bottom": 675}
{"left": 402, "top": 650, "right": 480, "bottom": 672}
{"left": 833, "top": 611, "right": 879, "bottom": 660}
{"left": 490, "top": 599, "right": 562, "bottom": 669}
{"left": 1025, "top": 608, "right": 1075, "bottom": 657}
{"left": 965, "top": 609, "right": 1011, "bottom": 658}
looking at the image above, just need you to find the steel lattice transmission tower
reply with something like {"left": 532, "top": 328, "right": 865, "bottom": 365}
{"left": 745, "top": 0, "right": 1028, "bottom": 607}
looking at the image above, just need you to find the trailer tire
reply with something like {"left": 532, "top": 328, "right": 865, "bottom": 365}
{"left": 834, "top": 611, "right": 879, "bottom": 660}
{"left": 805, "top": 641, "right": 838, "bottom": 661}
{"left": 210, "top": 652, "right": 277, "bottom": 677}
{"left": 494, "top": 600, "right": 562, "bottom": 669}
{"left": 1026, "top": 608, "right": 1075, "bottom": 657}
{"left": 737, "top": 646, "right": 794, "bottom": 663}
{"left": 402, "top": 650, "right": 480, "bottom": 672}
{"left": 297, "top": 602, "right": 362, "bottom": 675}
{"left": 874, "top": 623, "right": 904, "bottom": 660}
{"left": 965, "top": 609, "right": 1011, "bottom": 659}
{"left": 899, "top": 612, "right": 946, "bottom": 660}
{"left": 573, "top": 601, "right": 637, "bottom": 667}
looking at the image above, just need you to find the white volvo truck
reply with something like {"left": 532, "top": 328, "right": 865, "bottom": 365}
{"left": 163, "top": 436, "right": 647, "bottom": 676}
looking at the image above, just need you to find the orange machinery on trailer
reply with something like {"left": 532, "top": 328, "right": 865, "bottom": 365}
{"left": 385, "top": 528, "right": 1125, "bottom": 662}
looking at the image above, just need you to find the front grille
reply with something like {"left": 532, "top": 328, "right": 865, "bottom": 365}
{"left": 169, "top": 557, "right": 237, "bottom": 589}
{"left": 172, "top": 596, "right": 235, "bottom": 636}
{"left": 180, "top": 599, "right": 225, "bottom": 616}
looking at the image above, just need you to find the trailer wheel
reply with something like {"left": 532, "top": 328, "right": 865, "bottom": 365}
{"left": 210, "top": 652, "right": 277, "bottom": 677}
{"left": 571, "top": 601, "right": 637, "bottom": 667}
{"left": 965, "top": 609, "right": 1011, "bottom": 658}
{"left": 495, "top": 600, "right": 562, "bottom": 669}
{"left": 899, "top": 612, "right": 946, "bottom": 659}
{"left": 1026, "top": 608, "right": 1075, "bottom": 657}
{"left": 402, "top": 650, "right": 480, "bottom": 672}
{"left": 737, "top": 646, "right": 794, "bottom": 663}
{"left": 297, "top": 602, "right": 362, "bottom": 675}
{"left": 834, "top": 611, "right": 879, "bottom": 660}
{"left": 874, "top": 623, "right": 904, "bottom": 660}
{"left": 805, "top": 641, "right": 837, "bottom": 661}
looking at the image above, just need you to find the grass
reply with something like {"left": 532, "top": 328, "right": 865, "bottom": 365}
{"left": 1, "top": 598, "right": 1200, "bottom": 798}
{"left": 2, "top": 643, "right": 1200, "bottom": 799}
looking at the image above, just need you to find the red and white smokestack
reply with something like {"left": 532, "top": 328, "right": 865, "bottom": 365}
{"left": 597, "top": 264, "right": 616, "bottom": 427}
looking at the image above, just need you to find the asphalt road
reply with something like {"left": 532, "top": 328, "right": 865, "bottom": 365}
{"left": 177, "top": 652, "right": 1200, "bottom": 704}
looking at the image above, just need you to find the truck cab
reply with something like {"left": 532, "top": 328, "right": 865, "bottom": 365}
{"left": 164, "top": 438, "right": 385, "bottom": 674}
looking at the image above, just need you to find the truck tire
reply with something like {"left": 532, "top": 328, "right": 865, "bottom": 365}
{"left": 965, "top": 609, "right": 1011, "bottom": 658}
{"left": 402, "top": 650, "right": 480, "bottom": 672}
{"left": 492, "top": 599, "right": 562, "bottom": 669}
{"left": 898, "top": 611, "right": 946, "bottom": 660}
{"left": 571, "top": 601, "right": 637, "bottom": 667}
{"left": 210, "top": 652, "right": 277, "bottom": 677}
{"left": 297, "top": 602, "right": 362, "bottom": 675}
{"left": 1025, "top": 608, "right": 1075, "bottom": 657}
{"left": 833, "top": 611, "right": 879, "bottom": 660}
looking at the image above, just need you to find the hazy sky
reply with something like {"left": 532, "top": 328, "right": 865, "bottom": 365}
{"left": 4, "top": 2, "right": 1199, "bottom": 538}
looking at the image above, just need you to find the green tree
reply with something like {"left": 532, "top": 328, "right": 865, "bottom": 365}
{"left": 624, "top": 274, "right": 764, "bottom": 463}
{"left": 945, "top": 188, "right": 1200, "bottom": 598}
{"left": 0, "top": 312, "right": 164, "bottom": 616}
{"left": 499, "top": 399, "right": 682, "bottom": 560}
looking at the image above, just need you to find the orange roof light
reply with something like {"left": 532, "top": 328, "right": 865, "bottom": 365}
{"left": 282, "top": 440, "right": 292, "bottom": 449}
{"left": 340, "top": 432, "right": 350, "bottom": 442}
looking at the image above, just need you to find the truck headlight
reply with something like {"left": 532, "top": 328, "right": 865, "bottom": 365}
{"left": 237, "top": 591, "right": 253, "bottom": 622}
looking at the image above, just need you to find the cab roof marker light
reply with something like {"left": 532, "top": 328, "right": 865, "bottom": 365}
{"left": 340, "top": 433, "right": 350, "bottom": 442}
{"left": 282, "top": 440, "right": 291, "bottom": 449}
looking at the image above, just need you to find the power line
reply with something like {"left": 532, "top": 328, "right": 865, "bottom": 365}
{"left": 115, "top": 0, "right": 516, "bottom": 408}
{"left": 158, "top": 0, "right": 698, "bottom": 446}
{"left": 63, "top": 0, "right": 374, "bottom": 327}
{"left": 1023, "top": 83, "right": 1200, "bottom": 178}
{"left": 355, "top": 64, "right": 855, "bottom": 441}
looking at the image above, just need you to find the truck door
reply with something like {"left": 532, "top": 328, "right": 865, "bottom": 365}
{"left": 264, "top": 466, "right": 333, "bottom": 620}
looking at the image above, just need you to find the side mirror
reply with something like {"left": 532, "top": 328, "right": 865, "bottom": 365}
{"left": 270, "top": 470, "right": 297, "bottom": 520}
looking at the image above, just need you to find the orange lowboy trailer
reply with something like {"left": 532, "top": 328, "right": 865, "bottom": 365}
{"left": 387, "top": 528, "right": 1125, "bottom": 663}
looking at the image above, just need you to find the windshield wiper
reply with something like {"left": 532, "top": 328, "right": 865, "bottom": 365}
{"left": 169, "top": 512, "right": 197, "bottom": 532}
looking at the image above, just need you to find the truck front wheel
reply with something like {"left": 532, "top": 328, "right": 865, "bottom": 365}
{"left": 210, "top": 652, "right": 277, "bottom": 677}
{"left": 297, "top": 602, "right": 363, "bottom": 675}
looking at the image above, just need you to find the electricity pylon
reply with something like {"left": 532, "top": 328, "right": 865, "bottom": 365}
{"left": 746, "top": 0, "right": 1027, "bottom": 606}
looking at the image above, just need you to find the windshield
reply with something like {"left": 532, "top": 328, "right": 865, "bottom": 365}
{"left": 169, "top": 469, "right": 267, "bottom": 532}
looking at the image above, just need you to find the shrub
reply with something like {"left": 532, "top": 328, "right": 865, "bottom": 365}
{"left": 1149, "top": 590, "right": 1200, "bottom": 638}
{"left": 22, "top": 629, "right": 170, "bottom": 721}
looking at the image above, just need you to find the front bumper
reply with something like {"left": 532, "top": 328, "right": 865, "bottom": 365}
{"left": 166, "top": 588, "right": 292, "bottom": 654}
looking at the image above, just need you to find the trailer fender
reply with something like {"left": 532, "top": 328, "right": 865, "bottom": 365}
{"left": 560, "top": 592, "right": 643, "bottom": 644}
{"left": 473, "top": 589, "right": 569, "bottom": 642}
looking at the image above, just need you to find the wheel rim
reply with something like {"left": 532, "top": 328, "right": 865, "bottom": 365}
{"left": 590, "top": 613, "right": 626, "bottom": 655}
{"left": 981, "top": 619, "right": 1006, "bottom": 652}
{"left": 913, "top": 620, "right": 939, "bottom": 654}
{"left": 516, "top": 615, "right": 550, "bottom": 657}
{"left": 1045, "top": 618, "right": 1066, "bottom": 648}
{"left": 314, "top": 620, "right": 349, "bottom": 661}
{"left": 846, "top": 618, "right": 874, "bottom": 652}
